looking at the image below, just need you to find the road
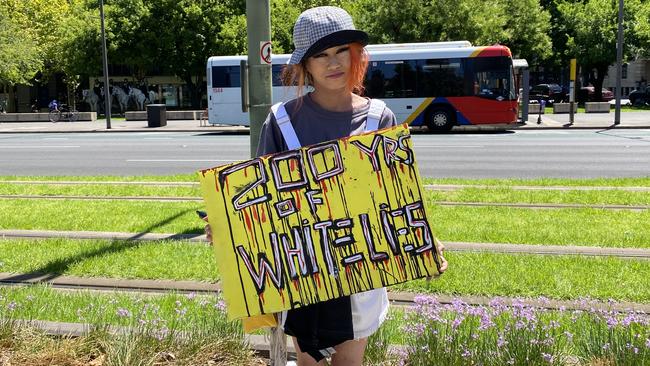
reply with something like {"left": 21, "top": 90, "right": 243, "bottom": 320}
{"left": 1, "top": 129, "right": 649, "bottom": 178}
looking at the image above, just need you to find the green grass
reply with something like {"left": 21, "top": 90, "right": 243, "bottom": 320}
{"left": 428, "top": 205, "right": 649, "bottom": 248}
{"left": 427, "top": 187, "right": 650, "bottom": 205}
{"left": 0, "top": 285, "right": 225, "bottom": 328}
{"left": 0, "top": 199, "right": 204, "bottom": 234}
{"left": 396, "top": 252, "right": 650, "bottom": 302}
{"left": 0, "top": 182, "right": 202, "bottom": 197}
{"left": 0, "top": 174, "right": 197, "bottom": 182}
{"left": 0, "top": 238, "right": 217, "bottom": 281}
{"left": 3, "top": 183, "right": 650, "bottom": 207}
{"left": 1, "top": 239, "right": 649, "bottom": 302}
{"left": 4, "top": 198, "right": 648, "bottom": 248}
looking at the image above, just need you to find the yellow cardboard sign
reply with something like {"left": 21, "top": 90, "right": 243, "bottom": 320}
{"left": 198, "top": 123, "right": 443, "bottom": 320}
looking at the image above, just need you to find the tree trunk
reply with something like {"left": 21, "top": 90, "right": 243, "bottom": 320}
{"left": 593, "top": 64, "right": 609, "bottom": 102}
{"left": 183, "top": 75, "right": 202, "bottom": 110}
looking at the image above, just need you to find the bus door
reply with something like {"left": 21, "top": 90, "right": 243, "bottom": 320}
{"left": 208, "top": 64, "right": 245, "bottom": 125}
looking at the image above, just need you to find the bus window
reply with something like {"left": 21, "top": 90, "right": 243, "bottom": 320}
{"left": 272, "top": 65, "right": 285, "bottom": 87}
{"left": 211, "top": 66, "right": 241, "bottom": 88}
{"left": 365, "top": 61, "right": 417, "bottom": 98}
{"left": 416, "top": 58, "right": 464, "bottom": 97}
{"left": 468, "top": 57, "right": 516, "bottom": 100}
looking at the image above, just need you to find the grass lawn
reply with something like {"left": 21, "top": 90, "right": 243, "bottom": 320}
{"left": 2, "top": 239, "right": 650, "bottom": 302}
{"left": 2, "top": 198, "right": 648, "bottom": 248}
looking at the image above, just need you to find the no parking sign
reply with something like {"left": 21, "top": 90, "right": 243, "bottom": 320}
{"left": 260, "top": 41, "right": 272, "bottom": 64}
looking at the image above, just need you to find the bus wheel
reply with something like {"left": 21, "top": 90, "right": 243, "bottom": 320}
{"left": 427, "top": 108, "right": 454, "bottom": 133}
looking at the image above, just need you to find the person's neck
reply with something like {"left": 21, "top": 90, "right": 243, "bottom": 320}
{"left": 309, "top": 89, "right": 354, "bottom": 112}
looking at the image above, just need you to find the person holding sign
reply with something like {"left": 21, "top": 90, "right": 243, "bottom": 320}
{"left": 205, "top": 6, "right": 447, "bottom": 365}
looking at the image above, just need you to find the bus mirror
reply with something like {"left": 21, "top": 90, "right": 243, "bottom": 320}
{"left": 240, "top": 59, "right": 249, "bottom": 113}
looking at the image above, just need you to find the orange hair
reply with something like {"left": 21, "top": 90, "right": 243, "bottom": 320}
{"left": 281, "top": 42, "right": 369, "bottom": 98}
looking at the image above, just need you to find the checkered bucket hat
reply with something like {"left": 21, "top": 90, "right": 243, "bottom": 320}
{"left": 289, "top": 6, "right": 368, "bottom": 65}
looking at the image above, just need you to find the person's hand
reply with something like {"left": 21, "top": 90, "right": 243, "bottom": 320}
{"left": 427, "top": 239, "right": 448, "bottom": 280}
{"left": 203, "top": 216, "right": 212, "bottom": 243}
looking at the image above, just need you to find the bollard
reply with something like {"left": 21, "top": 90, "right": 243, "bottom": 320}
{"left": 537, "top": 99, "right": 546, "bottom": 124}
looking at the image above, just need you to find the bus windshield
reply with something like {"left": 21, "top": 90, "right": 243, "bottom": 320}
{"left": 470, "top": 57, "right": 516, "bottom": 101}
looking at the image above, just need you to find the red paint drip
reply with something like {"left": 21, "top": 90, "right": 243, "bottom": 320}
{"left": 252, "top": 208, "right": 259, "bottom": 222}
{"left": 290, "top": 159, "right": 296, "bottom": 172}
{"left": 376, "top": 171, "right": 383, "bottom": 189}
{"left": 320, "top": 180, "right": 328, "bottom": 193}
{"left": 416, "top": 229, "right": 422, "bottom": 241}
{"left": 400, "top": 164, "right": 405, "bottom": 174}
{"left": 261, "top": 209, "right": 266, "bottom": 223}
{"left": 259, "top": 293, "right": 265, "bottom": 304}
{"left": 244, "top": 167, "right": 248, "bottom": 177}
{"left": 243, "top": 210, "right": 252, "bottom": 232}
{"left": 215, "top": 183, "right": 220, "bottom": 192}
{"left": 314, "top": 273, "right": 321, "bottom": 288}
{"left": 359, "top": 150, "right": 364, "bottom": 160}
{"left": 343, "top": 140, "right": 348, "bottom": 150}
{"left": 295, "top": 191, "right": 302, "bottom": 210}
{"left": 292, "top": 279, "right": 300, "bottom": 290}
{"left": 279, "top": 290, "right": 285, "bottom": 304}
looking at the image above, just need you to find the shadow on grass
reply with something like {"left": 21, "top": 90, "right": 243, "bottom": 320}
{"left": 1, "top": 209, "right": 196, "bottom": 283}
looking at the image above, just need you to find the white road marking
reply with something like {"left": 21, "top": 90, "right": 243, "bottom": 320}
{"left": 126, "top": 159, "right": 234, "bottom": 162}
{"left": 414, "top": 145, "right": 484, "bottom": 148}
{"left": 42, "top": 137, "right": 69, "bottom": 140}
{"left": 0, "top": 145, "right": 80, "bottom": 149}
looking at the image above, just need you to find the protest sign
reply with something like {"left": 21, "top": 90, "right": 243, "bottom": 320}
{"left": 198, "top": 123, "right": 443, "bottom": 320}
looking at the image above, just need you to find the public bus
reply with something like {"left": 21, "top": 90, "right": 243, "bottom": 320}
{"left": 206, "top": 42, "right": 519, "bottom": 132}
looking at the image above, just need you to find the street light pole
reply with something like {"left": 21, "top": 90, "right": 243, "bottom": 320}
{"left": 614, "top": 0, "right": 624, "bottom": 125}
{"left": 100, "top": 0, "right": 111, "bottom": 129}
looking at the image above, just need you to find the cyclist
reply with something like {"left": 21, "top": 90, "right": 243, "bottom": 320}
{"left": 48, "top": 99, "right": 59, "bottom": 112}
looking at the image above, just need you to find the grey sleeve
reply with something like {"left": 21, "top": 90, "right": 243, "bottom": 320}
{"left": 379, "top": 106, "right": 398, "bottom": 129}
{"left": 255, "top": 113, "right": 287, "bottom": 157}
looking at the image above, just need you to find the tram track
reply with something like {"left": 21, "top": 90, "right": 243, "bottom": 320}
{"left": 2, "top": 229, "right": 649, "bottom": 259}
{"left": 2, "top": 272, "right": 649, "bottom": 314}
{"left": 3, "top": 180, "right": 650, "bottom": 192}
{"left": 1, "top": 194, "right": 648, "bottom": 211}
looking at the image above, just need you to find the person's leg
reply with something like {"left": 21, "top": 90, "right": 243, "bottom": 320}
{"left": 330, "top": 338, "right": 368, "bottom": 366}
{"left": 292, "top": 337, "right": 327, "bottom": 366}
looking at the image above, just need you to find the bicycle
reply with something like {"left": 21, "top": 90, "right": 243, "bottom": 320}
{"left": 48, "top": 104, "right": 78, "bottom": 122}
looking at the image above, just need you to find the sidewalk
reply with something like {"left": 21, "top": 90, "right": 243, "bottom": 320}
{"left": 0, "top": 111, "right": 648, "bottom": 133}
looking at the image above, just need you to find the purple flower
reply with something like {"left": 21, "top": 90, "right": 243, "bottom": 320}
{"left": 6, "top": 301, "right": 17, "bottom": 311}
{"left": 186, "top": 292, "right": 196, "bottom": 300}
{"left": 497, "top": 336, "right": 507, "bottom": 348}
{"left": 461, "top": 348, "right": 471, "bottom": 358}
{"left": 542, "top": 353, "right": 554, "bottom": 363}
{"left": 215, "top": 300, "right": 227, "bottom": 312}
{"left": 602, "top": 343, "right": 611, "bottom": 351}
{"left": 606, "top": 316, "right": 618, "bottom": 328}
{"left": 116, "top": 308, "right": 131, "bottom": 317}
{"left": 451, "top": 316, "right": 464, "bottom": 330}
{"left": 645, "top": 338, "right": 650, "bottom": 349}
{"left": 564, "top": 331, "right": 574, "bottom": 341}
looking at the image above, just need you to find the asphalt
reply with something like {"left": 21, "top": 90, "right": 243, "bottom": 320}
{"left": 0, "top": 110, "right": 648, "bottom": 133}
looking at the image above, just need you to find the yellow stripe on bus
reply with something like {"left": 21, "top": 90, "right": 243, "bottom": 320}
{"left": 469, "top": 47, "right": 486, "bottom": 58}
{"left": 404, "top": 98, "right": 434, "bottom": 125}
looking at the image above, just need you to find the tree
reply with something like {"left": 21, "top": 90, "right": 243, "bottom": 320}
{"left": 556, "top": 0, "right": 650, "bottom": 100}
{"left": 347, "top": 0, "right": 551, "bottom": 62}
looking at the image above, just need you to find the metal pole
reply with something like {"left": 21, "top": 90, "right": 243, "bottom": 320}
{"left": 100, "top": 0, "right": 111, "bottom": 129}
{"left": 522, "top": 68, "right": 530, "bottom": 122}
{"left": 569, "top": 58, "right": 576, "bottom": 125}
{"left": 246, "top": 0, "right": 273, "bottom": 157}
{"left": 245, "top": 1, "right": 284, "bottom": 365}
{"left": 614, "top": 0, "right": 624, "bottom": 125}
